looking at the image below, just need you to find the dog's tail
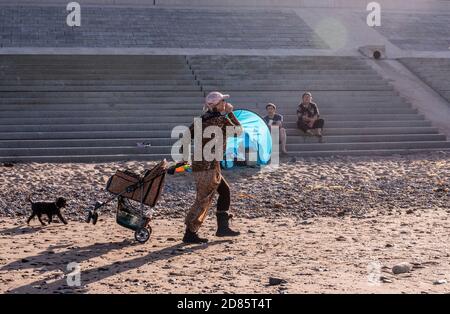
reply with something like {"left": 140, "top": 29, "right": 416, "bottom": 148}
{"left": 25, "top": 194, "right": 33, "bottom": 204}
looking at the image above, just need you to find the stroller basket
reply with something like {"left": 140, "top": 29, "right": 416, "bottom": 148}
{"left": 116, "top": 197, "right": 149, "bottom": 231}
{"left": 106, "top": 160, "right": 167, "bottom": 207}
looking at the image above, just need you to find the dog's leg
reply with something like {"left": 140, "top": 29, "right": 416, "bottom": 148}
{"left": 56, "top": 211, "right": 68, "bottom": 225}
{"left": 37, "top": 214, "right": 46, "bottom": 226}
{"left": 47, "top": 214, "right": 53, "bottom": 224}
{"left": 27, "top": 212, "right": 36, "bottom": 225}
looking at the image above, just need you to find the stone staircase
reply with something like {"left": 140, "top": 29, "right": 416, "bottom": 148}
{"left": 0, "top": 55, "right": 204, "bottom": 162}
{"left": 187, "top": 55, "right": 450, "bottom": 157}
{"left": 0, "top": 5, "right": 327, "bottom": 49}
{"left": 400, "top": 58, "right": 450, "bottom": 104}
{"left": 1, "top": 55, "right": 449, "bottom": 162}
{"left": 373, "top": 12, "right": 450, "bottom": 51}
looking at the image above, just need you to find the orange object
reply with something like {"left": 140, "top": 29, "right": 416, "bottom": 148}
{"left": 175, "top": 166, "right": 185, "bottom": 173}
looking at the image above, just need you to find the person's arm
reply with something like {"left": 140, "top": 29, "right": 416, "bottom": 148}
{"left": 296, "top": 108, "right": 302, "bottom": 119}
{"left": 273, "top": 114, "right": 283, "bottom": 127}
{"left": 302, "top": 115, "right": 312, "bottom": 123}
{"left": 188, "top": 122, "right": 195, "bottom": 139}
{"left": 227, "top": 111, "right": 241, "bottom": 127}
{"left": 310, "top": 105, "right": 320, "bottom": 123}
{"left": 298, "top": 107, "right": 311, "bottom": 122}
{"left": 304, "top": 105, "right": 319, "bottom": 127}
{"left": 224, "top": 103, "right": 243, "bottom": 136}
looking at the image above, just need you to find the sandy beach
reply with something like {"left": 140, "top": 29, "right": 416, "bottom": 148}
{"left": 0, "top": 152, "right": 449, "bottom": 293}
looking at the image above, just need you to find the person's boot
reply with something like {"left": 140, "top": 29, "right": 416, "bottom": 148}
{"left": 182, "top": 228, "right": 208, "bottom": 244}
{"left": 216, "top": 212, "right": 240, "bottom": 237}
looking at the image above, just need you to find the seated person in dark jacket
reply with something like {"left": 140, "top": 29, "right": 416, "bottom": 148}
{"left": 296, "top": 92, "right": 324, "bottom": 140}
{"left": 263, "top": 103, "right": 288, "bottom": 155}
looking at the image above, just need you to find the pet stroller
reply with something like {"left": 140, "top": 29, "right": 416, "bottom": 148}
{"left": 84, "top": 160, "right": 168, "bottom": 243}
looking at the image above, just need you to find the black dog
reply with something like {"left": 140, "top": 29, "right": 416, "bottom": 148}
{"left": 26, "top": 195, "right": 68, "bottom": 226}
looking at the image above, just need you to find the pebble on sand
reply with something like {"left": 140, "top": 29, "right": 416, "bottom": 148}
{"left": 433, "top": 279, "right": 447, "bottom": 285}
{"left": 392, "top": 262, "right": 413, "bottom": 275}
{"left": 268, "top": 277, "right": 287, "bottom": 286}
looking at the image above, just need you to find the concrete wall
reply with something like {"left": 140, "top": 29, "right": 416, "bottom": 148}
{"left": 0, "top": 0, "right": 449, "bottom": 11}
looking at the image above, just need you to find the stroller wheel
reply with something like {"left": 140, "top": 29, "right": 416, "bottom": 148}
{"left": 91, "top": 212, "right": 99, "bottom": 225}
{"left": 85, "top": 210, "right": 93, "bottom": 223}
{"left": 135, "top": 227, "right": 151, "bottom": 243}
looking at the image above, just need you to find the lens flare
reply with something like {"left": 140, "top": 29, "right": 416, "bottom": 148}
{"left": 314, "top": 18, "right": 348, "bottom": 51}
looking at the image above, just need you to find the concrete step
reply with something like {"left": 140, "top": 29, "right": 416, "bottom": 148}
{"left": 0, "top": 127, "right": 440, "bottom": 141}
{"left": 201, "top": 79, "right": 389, "bottom": 85}
{"left": 285, "top": 134, "right": 446, "bottom": 144}
{"left": 0, "top": 107, "right": 418, "bottom": 119}
{"left": 0, "top": 120, "right": 433, "bottom": 133}
{"left": 0, "top": 74, "right": 196, "bottom": 80}
{"left": 1, "top": 55, "right": 188, "bottom": 63}
{"left": 0, "top": 96, "right": 405, "bottom": 106}
{"left": 287, "top": 148, "right": 450, "bottom": 158}
{"left": 0, "top": 131, "right": 171, "bottom": 140}
{"left": 0, "top": 85, "right": 201, "bottom": 92}
{"left": 197, "top": 74, "right": 384, "bottom": 80}
{"left": 0, "top": 123, "right": 189, "bottom": 133}
{"left": 0, "top": 96, "right": 205, "bottom": 105}
{"left": 0, "top": 68, "right": 194, "bottom": 74}
{"left": 0, "top": 91, "right": 204, "bottom": 98}
{"left": 286, "top": 127, "right": 440, "bottom": 136}
{"left": 193, "top": 66, "right": 373, "bottom": 71}
{"left": 195, "top": 70, "right": 378, "bottom": 76}
{"left": 190, "top": 61, "right": 367, "bottom": 66}
{"left": 282, "top": 120, "right": 431, "bottom": 128}
{"left": 0, "top": 102, "right": 413, "bottom": 111}
{"left": 228, "top": 90, "right": 400, "bottom": 96}
{"left": 0, "top": 79, "right": 198, "bottom": 86}
{"left": 0, "top": 114, "right": 426, "bottom": 125}
{"left": 188, "top": 56, "right": 364, "bottom": 63}
{"left": 285, "top": 141, "right": 450, "bottom": 151}
{"left": 1, "top": 134, "right": 445, "bottom": 149}
{"left": 1, "top": 64, "right": 191, "bottom": 70}
{"left": 0, "top": 71, "right": 194, "bottom": 78}
{"left": 0, "top": 92, "right": 402, "bottom": 100}
{"left": 203, "top": 85, "right": 392, "bottom": 91}
{"left": 1, "top": 141, "right": 450, "bottom": 157}
{"left": 0, "top": 153, "right": 169, "bottom": 163}
{"left": 282, "top": 114, "right": 423, "bottom": 122}
{"left": 1, "top": 62, "right": 189, "bottom": 68}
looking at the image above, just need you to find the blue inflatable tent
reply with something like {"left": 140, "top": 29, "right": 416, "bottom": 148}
{"left": 221, "top": 109, "right": 272, "bottom": 169}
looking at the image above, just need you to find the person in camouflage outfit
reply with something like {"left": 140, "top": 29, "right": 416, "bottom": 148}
{"left": 183, "top": 91, "right": 243, "bottom": 244}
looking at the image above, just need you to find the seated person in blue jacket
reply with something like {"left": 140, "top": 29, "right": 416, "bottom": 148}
{"left": 263, "top": 103, "right": 288, "bottom": 155}
{"left": 296, "top": 92, "right": 324, "bottom": 140}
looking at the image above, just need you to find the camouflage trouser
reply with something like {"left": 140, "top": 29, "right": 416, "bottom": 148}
{"left": 185, "top": 167, "right": 223, "bottom": 233}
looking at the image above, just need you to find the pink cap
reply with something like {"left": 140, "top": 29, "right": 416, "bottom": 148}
{"left": 205, "top": 91, "right": 230, "bottom": 106}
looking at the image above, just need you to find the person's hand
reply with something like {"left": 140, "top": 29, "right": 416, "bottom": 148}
{"left": 224, "top": 102, "right": 233, "bottom": 113}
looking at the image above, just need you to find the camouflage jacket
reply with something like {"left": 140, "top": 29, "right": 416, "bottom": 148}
{"left": 188, "top": 110, "right": 242, "bottom": 172}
